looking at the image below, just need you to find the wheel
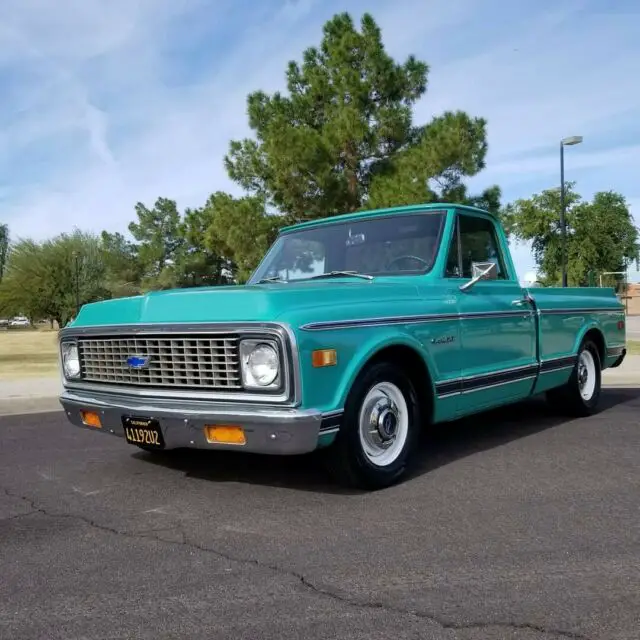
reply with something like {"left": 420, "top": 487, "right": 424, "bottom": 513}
{"left": 324, "top": 361, "right": 422, "bottom": 490}
{"left": 546, "top": 339, "right": 602, "bottom": 416}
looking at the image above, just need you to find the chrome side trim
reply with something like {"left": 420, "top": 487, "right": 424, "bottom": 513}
{"left": 435, "top": 363, "right": 538, "bottom": 397}
{"left": 540, "top": 355, "right": 577, "bottom": 371}
{"left": 319, "top": 410, "right": 343, "bottom": 433}
{"left": 538, "top": 307, "right": 623, "bottom": 316}
{"left": 301, "top": 310, "right": 532, "bottom": 331}
{"left": 462, "top": 376, "right": 537, "bottom": 395}
{"left": 434, "top": 355, "right": 577, "bottom": 398}
{"left": 538, "top": 365, "right": 574, "bottom": 373}
{"left": 60, "top": 322, "right": 303, "bottom": 407}
{"left": 318, "top": 427, "right": 340, "bottom": 436}
{"left": 301, "top": 306, "right": 622, "bottom": 331}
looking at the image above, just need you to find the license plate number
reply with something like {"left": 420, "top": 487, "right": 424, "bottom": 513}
{"left": 122, "top": 416, "right": 165, "bottom": 449}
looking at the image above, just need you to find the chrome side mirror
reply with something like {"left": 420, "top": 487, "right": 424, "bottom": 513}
{"left": 459, "top": 262, "right": 497, "bottom": 292}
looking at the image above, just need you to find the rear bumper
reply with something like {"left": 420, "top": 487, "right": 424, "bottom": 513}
{"left": 608, "top": 347, "right": 627, "bottom": 369}
{"left": 59, "top": 389, "right": 340, "bottom": 455}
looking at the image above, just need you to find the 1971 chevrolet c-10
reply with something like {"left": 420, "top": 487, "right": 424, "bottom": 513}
{"left": 59, "top": 203, "right": 627, "bottom": 489}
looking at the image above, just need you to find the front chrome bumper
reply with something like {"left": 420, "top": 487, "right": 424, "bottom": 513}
{"left": 59, "top": 389, "right": 340, "bottom": 455}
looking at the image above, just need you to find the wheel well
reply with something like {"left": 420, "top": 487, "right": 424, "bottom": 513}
{"left": 583, "top": 328, "right": 605, "bottom": 364}
{"left": 365, "top": 345, "right": 434, "bottom": 422}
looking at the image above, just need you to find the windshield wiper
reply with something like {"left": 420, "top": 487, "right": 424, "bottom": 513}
{"left": 256, "top": 276, "right": 287, "bottom": 284}
{"left": 309, "top": 270, "right": 373, "bottom": 281}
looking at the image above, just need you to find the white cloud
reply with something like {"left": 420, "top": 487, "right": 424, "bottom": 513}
{"left": 1, "top": 0, "right": 638, "bottom": 283}
{"left": 482, "top": 144, "right": 640, "bottom": 182}
{"left": 0, "top": 0, "right": 324, "bottom": 237}
{"left": 419, "top": 4, "right": 640, "bottom": 159}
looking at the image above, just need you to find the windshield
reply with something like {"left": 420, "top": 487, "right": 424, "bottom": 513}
{"left": 249, "top": 211, "right": 446, "bottom": 283}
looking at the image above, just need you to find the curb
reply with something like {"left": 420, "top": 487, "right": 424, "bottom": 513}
{"left": 0, "top": 397, "right": 62, "bottom": 417}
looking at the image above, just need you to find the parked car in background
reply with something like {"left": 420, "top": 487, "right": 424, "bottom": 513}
{"left": 9, "top": 316, "right": 30, "bottom": 327}
{"left": 58, "top": 202, "right": 627, "bottom": 489}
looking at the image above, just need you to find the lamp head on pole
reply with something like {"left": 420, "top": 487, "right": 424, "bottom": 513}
{"left": 561, "top": 135, "right": 583, "bottom": 146}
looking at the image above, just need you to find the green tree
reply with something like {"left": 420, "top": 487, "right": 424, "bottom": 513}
{"left": 225, "top": 12, "right": 498, "bottom": 227}
{"left": 0, "top": 239, "right": 42, "bottom": 320}
{"left": 198, "top": 193, "right": 279, "bottom": 283}
{"left": 128, "top": 197, "right": 184, "bottom": 290}
{"left": 0, "top": 224, "right": 8, "bottom": 282}
{"left": 179, "top": 205, "right": 235, "bottom": 287}
{"left": 506, "top": 183, "right": 639, "bottom": 286}
{"left": 100, "top": 231, "right": 143, "bottom": 298}
{"left": 367, "top": 112, "right": 500, "bottom": 213}
{"left": 0, "top": 231, "right": 109, "bottom": 327}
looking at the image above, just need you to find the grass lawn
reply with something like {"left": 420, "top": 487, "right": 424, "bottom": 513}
{"left": 626, "top": 340, "right": 640, "bottom": 355}
{"left": 0, "top": 329, "right": 59, "bottom": 380}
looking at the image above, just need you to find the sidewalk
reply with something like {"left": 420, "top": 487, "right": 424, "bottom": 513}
{"left": 0, "top": 356, "right": 638, "bottom": 417}
{"left": 0, "top": 377, "right": 63, "bottom": 416}
{"left": 602, "top": 354, "right": 640, "bottom": 386}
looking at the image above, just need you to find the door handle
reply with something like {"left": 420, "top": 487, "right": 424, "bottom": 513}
{"left": 511, "top": 299, "right": 529, "bottom": 307}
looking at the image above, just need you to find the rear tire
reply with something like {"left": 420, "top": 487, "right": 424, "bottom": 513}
{"left": 546, "top": 338, "right": 602, "bottom": 417}
{"left": 324, "top": 361, "right": 422, "bottom": 490}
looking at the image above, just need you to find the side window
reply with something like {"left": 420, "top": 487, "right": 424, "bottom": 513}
{"left": 458, "top": 215, "right": 508, "bottom": 280}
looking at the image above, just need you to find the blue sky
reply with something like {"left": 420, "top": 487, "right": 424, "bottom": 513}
{"left": 1, "top": 0, "right": 639, "bottom": 280}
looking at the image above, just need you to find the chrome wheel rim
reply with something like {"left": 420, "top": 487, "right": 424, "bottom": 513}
{"left": 578, "top": 350, "right": 596, "bottom": 401}
{"left": 358, "top": 381, "right": 409, "bottom": 467}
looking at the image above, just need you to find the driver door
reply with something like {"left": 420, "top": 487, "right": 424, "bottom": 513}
{"left": 445, "top": 211, "right": 537, "bottom": 415}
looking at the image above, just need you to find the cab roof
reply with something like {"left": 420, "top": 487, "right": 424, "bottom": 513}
{"left": 279, "top": 202, "right": 492, "bottom": 234}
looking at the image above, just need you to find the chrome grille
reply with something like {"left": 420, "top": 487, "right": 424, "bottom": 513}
{"left": 78, "top": 335, "right": 241, "bottom": 390}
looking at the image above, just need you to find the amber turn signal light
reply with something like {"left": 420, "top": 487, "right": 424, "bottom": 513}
{"left": 204, "top": 425, "right": 246, "bottom": 445}
{"left": 312, "top": 349, "right": 337, "bottom": 367}
{"left": 80, "top": 411, "right": 102, "bottom": 428}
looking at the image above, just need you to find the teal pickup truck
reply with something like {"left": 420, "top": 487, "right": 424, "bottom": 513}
{"left": 59, "top": 203, "right": 627, "bottom": 489}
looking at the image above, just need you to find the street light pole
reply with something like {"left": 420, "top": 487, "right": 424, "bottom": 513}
{"left": 560, "top": 141, "right": 566, "bottom": 287}
{"left": 559, "top": 135, "right": 583, "bottom": 287}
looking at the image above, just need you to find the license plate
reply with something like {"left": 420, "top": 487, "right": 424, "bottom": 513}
{"left": 122, "top": 416, "right": 165, "bottom": 449}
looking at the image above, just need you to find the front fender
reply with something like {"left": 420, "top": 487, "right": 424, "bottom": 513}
{"left": 296, "top": 327, "right": 437, "bottom": 414}
{"left": 335, "top": 332, "right": 436, "bottom": 408}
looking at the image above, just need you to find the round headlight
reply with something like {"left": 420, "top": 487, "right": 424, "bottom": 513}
{"left": 246, "top": 343, "right": 279, "bottom": 386}
{"left": 62, "top": 342, "right": 81, "bottom": 379}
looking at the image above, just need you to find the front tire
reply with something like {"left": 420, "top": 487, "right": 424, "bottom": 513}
{"left": 546, "top": 338, "right": 602, "bottom": 416}
{"left": 324, "top": 361, "right": 422, "bottom": 490}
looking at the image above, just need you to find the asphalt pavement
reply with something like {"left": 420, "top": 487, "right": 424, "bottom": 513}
{"left": 1, "top": 391, "right": 639, "bottom": 640}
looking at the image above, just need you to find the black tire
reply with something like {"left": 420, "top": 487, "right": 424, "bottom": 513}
{"left": 324, "top": 361, "right": 422, "bottom": 490}
{"left": 546, "top": 339, "right": 602, "bottom": 417}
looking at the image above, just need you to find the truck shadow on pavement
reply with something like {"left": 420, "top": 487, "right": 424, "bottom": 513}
{"left": 134, "top": 387, "right": 639, "bottom": 494}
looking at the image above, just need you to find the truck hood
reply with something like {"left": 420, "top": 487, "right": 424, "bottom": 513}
{"left": 72, "top": 280, "right": 423, "bottom": 328}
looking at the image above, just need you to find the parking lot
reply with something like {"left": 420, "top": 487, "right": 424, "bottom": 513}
{"left": 1, "top": 390, "right": 639, "bottom": 640}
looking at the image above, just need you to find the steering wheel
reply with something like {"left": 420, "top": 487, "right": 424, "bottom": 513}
{"left": 387, "top": 255, "right": 430, "bottom": 271}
